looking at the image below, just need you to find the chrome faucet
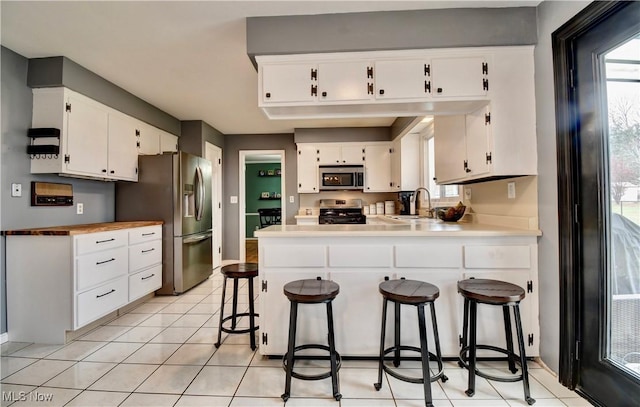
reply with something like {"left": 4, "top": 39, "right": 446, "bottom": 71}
{"left": 411, "top": 187, "right": 433, "bottom": 218}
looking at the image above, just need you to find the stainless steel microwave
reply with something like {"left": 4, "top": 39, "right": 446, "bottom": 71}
{"left": 319, "top": 165, "right": 365, "bottom": 191}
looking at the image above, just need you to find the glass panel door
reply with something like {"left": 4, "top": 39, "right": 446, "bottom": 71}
{"left": 605, "top": 35, "right": 640, "bottom": 380}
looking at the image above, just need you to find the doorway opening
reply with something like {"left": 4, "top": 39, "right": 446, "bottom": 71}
{"left": 238, "top": 150, "right": 285, "bottom": 263}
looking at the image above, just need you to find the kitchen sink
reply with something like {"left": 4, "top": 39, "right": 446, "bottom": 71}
{"left": 384, "top": 215, "right": 437, "bottom": 224}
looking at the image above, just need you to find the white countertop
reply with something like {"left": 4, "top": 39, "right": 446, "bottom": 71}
{"left": 255, "top": 220, "right": 541, "bottom": 237}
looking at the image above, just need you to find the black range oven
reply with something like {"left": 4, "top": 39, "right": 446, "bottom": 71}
{"left": 318, "top": 199, "right": 366, "bottom": 224}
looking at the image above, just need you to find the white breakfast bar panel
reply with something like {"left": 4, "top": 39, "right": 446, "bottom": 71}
{"left": 255, "top": 222, "right": 541, "bottom": 358}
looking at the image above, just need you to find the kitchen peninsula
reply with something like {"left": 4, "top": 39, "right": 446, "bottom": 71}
{"left": 255, "top": 220, "right": 541, "bottom": 358}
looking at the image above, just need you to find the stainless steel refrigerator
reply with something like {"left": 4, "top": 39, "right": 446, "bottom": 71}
{"left": 116, "top": 152, "right": 213, "bottom": 294}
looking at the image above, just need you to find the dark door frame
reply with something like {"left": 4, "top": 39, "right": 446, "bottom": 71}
{"left": 553, "top": 0, "right": 639, "bottom": 394}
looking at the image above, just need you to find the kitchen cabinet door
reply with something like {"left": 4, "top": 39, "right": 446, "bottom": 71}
{"left": 364, "top": 144, "right": 392, "bottom": 192}
{"left": 375, "top": 59, "right": 429, "bottom": 100}
{"left": 431, "top": 56, "right": 487, "bottom": 98}
{"left": 107, "top": 113, "right": 139, "bottom": 181}
{"left": 390, "top": 133, "right": 421, "bottom": 191}
{"left": 297, "top": 144, "right": 319, "bottom": 193}
{"left": 464, "top": 105, "right": 491, "bottom": 178}
{"left": 433, "top": 115, "right": 467, "bottom": 184}
{"left": 317, "top": 144, "right": 365, "bottom": 165}
{"left": 138, "top": 124, "right": 160, "bottom": 155}
{"left": 65, "top": 93, "right": 109, "bottom": 177}
{"left": 259, "top": 270, "right": 328, "bottom": 355}
{"left": 261, "top": 63, "right": 317, "bottom": 104}
{"left": 318, "top": 60, "right": 373, "bottom": 103}
{"left": 159, "top": 131, "right": 178, "bottom": 153}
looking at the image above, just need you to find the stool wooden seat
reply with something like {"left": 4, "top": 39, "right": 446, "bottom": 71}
{"left": 282, "top": 278, "right": 341, "bottom": 402}
{"left": 374, "top": 278, "right": 447, "bottom": 407}
{"left": 458, "top": 278, "right": 535, "bottom": 406}
{"left": 215, "top": 263, "right": 259, "bottom": 350}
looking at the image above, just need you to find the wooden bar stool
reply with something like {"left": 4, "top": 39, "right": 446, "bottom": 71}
{"left": 215, "top": 263, "right": 259, "bottom": 350}
{"left": 373, "top": 278, "right": 447, "bottom": 407}
{"left": 457, "top": 278, "right": 535, "bottom": 405}
{"left": 281, "top": 278, "right": 341, "bottom": 402}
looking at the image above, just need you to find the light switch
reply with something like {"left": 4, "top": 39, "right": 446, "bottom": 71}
{"left": 289, "top": 195, "right": 295, "bottom": 203}
{"left": 230, "top": 196, "right": 238, "bottom": 204}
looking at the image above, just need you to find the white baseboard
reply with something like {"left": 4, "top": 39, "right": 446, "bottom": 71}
{"left": 1, "top": 332, "right": 8, "bottom": 344}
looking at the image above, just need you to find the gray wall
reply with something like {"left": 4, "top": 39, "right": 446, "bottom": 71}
{"left": 180, "top": 120, "right": 225, "bottom": 158}
{"left": 247, "top": 7, "right": 537, "bottom": 64}
{"left": 1, "top": 47, "right": 116, "bottom": 335}
{"left": 28, "top": 56, "right": 181, "bottom": 135}
{"left": 223, "top": 134, "right": 297, "bottom": 260}
{"left": 534, "top": 0, "right": 591, "bottom": 374}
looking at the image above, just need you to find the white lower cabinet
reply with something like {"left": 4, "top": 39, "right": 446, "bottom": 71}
{"left": 258, "top": 235, "right": 539, "bottom": 358}
{"left": 6, "top": 223, "right": 162, "bottom": 344}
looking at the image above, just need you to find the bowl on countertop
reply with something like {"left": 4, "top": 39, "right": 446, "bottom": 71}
{"left": 435, "top": 205, "right": 466, "bottom": 222}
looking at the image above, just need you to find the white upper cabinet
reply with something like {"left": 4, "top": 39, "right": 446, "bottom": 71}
{"left": 297, "top": 144, "right": 319, "bottom": 193}
{"left": 107, "top": 113, "right": 139, "bottom": 181}
{"left": 317, "top": 60, "right": 373, "bottom": 103}
{"left": 137, "top": 123, "right": 161, "bottom": 155}
{"left": 31, "top": 88, "right": 139, "bottom": 181}
{"left": 390, "top": 133, "right": 421, "bottom": 191}
{"left": 430, "top": 56, "right": 488, "bottom": 98}
{"left": 261, "top": 63, "right": 317, "bottom": 104}
{"left": 364, "top": 144, "right": 392, "bottom": 192}
{"left": 375, "top": 59, "right": 429, "bottom": 100}
{"left": 317, "top": 144, "right": 365, "bottom": 165}
{"left": 159, "top": 130, "right": 179, "bottom": 153}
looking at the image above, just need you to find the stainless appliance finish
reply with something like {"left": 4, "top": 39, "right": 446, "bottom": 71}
{"left": 318, "top": 199, "right": 366, "bottom": 224}
{"left": 116, "top": 152, "right": 213, "bottom": 294}
{"left": 319, "top": 165, "right": 365, "bottom": 191}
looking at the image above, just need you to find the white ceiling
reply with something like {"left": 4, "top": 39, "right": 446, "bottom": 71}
{"left": 1, "top": 1, "right": 540, "bottom": 135}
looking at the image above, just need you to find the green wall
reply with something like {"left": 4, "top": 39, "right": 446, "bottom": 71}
{"left": 246, "top": 163, "right": 281, "bottom": 238}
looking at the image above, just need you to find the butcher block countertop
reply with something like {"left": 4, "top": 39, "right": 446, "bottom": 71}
{"left": 3, "top": 221, "right": 163, "bottom": 236}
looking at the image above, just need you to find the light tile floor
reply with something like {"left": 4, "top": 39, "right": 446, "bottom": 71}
{"left": 1, "top": 271, "right": 591, "bottom": 407}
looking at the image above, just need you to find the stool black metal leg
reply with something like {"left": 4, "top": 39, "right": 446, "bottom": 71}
{"left": 465, "top": 300, "right": 477, "bottom": 397}
{"left": 514, "top": 304, "right": 536, "bottom": 405}
{"left": 248, "top": 276, "right": 257, "bottom": 351}
{"left": 215, "top": 275, "right": 228, "bottom": 348}
{"left": 503, "top": 305, "right": 518, "bottom": 374}
{"left": 394, "top": 301, "right": 401, "bottom": 367}
{"left": 417, "top": 304, "right": 434, "bottom": 407}
{"left": 429, "top": 302, "right": 448, "bottom": 383}
{"left": 282, "top": 301, "right": 298, "bottom": 402}
{"left": 326, "top": 301, "right": 342, "bottom": 401}
{"left": 458, "top": 297, "right": 470, "bottom": 368}
{"left": 374, "top": 298, "right": 388, "bottom": 391}
{"left": 231, "top": 278, "right": 239, "bottom": 330}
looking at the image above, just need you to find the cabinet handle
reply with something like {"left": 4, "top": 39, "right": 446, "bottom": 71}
{"left": 101, "top": 169, "right": 107, "bottom": 173}
{"left": 96, "top": 258, "right": 115, "bottom": 265}
{"left": 379, "top": 89, "right": 384, "bottom": 95}
{"left": 110, "top": 170, "right": 115, "bottom": 174}
{"left": 96, "top": 238, "right": 115, "bottom": 244}
{"left": 141, "top": 274, "right": 155, "bottom": 281}
{"left": 265, "top": 92, "right": 271, "bottom": 98}
{"left": 425, "top": 81, "right": 431, "bottom": 93}
{"left": 321, "top": 91, "right": 327, "bottom": 97}
{"left": 142, "top": 248, "right": 155, "bottom": 254}
{"left": 142, "top": 232, "right": 155, "bottom": 236}
{"left": 96, "top": 289, "right": 116, "bottom": 298}
{"left": 437, "top": 87, "right": 443, "bottom": 93}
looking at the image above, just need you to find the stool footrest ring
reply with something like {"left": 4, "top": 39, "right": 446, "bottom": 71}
{"left": 219, "top": 313, "right": 259, "bottom": 335}
{"left": 459, "top": 344, "right": 525, "bottom": 383}
{"left": 382, "top": 345, "right": 447, "bottom": 384}
{"left": 282, "top": 344, "right": 342, "bottom": 381}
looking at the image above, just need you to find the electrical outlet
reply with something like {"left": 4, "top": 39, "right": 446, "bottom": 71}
{"left": 76, "top": 203, "right": 84, "bottom": 214}
{"left": 464, "top": 187, "right": 471, "bottom": 201}
{"left": 230, "top": 196, "right": 238, "bottom": 204}
{"left": 507, "top": 182, "right": 516, "bottom": 199}
{"left": 11, "top": 183, "right": 22, "bottom": 197}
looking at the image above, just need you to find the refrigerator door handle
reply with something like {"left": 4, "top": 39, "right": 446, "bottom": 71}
{"left": 194, "top": 166, "right": 205, "bottom": 221}
{"left": 183, "top": 233, "right": 212, "bottom": 244}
